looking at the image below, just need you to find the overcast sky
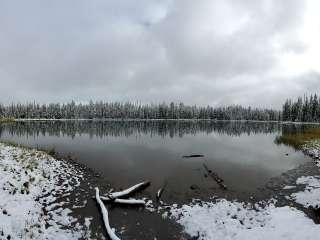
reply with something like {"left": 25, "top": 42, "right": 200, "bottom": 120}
{"left": 0, "top": 0, "right": 319, "bottom": 109}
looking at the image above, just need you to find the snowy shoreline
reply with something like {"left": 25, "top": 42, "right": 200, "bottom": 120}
{"left": 163, "top": 140, "right": 320, "bottom": 240}
{"left": 1, "top": 140, "right": 320, "bottom": 240}
{"left": 0, "top": 142, "right": 183, "bottom": 240}
{"left": 0, "top": 143, "right": 90, "bottom": 239}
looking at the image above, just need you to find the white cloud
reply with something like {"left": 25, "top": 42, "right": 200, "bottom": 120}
{"left": 0, "top": 0, "right": 318, "bottom": 108}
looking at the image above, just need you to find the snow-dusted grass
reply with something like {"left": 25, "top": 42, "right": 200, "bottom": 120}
{"left": 0, "top": 118, "right": 15, "bottom": 123}
{"left": 302, "top": 139, "right": 320, "bottom": 166}
{"left": 167, "top": 199, "right": 320, "bottom": 240}
{"left": 286, "top": 140, "right": 320, "bottom": 208}
{"left": 0, "top": 143, "right": 89, "bottom": 239}
{"left": 275, "top": 127, "right": 320, "bottom": 150}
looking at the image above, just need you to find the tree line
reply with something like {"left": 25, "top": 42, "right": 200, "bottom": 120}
{"left": 0, "top": 101, "right": 280, "bottom": 121}
{"left": 282, "top": 94, "right": 320, "bottom": 122}
{"left": 2, "top": 95, "right": 320, "bottom": 122}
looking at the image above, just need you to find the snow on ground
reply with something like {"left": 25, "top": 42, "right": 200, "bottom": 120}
{"left": 0, "top": 143, "right": 90, "bottom": 239}
{"left": 289, "top": 140, "right": 320, "bottom": 208}
{"left": 282, "top": 185, "right": 296, "bottom": 190}
{"left": 167, "top": 199, "right": 320, "bottom": 240}
{"left": 302, "top": 140, "right": 320, "bottom": 167}
{"left": 291, "top": 176, "right": 320, "bottom": 209}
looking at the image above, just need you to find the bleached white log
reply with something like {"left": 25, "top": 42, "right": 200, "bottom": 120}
{"left": 105, "top": 181, "right": 150, "bottom": 199}
{"left": 95, "top": 187, "right": 121, "bottom": 240}
{"left": 99, "top": 196, "right": 145, "bottom": 205}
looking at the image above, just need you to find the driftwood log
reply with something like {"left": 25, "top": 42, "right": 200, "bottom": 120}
{"left": 99, "top": 196, "right": 145, "bottom": 205}
{"left": 103, "top": 181, "right": 150, "bottom": 200}
{"left": 95, "top": 187, "right": 121, "bottom": 240}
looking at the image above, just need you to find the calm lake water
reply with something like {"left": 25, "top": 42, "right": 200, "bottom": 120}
{"left": 0, "top": 120, "right": 312, "bottom": 202}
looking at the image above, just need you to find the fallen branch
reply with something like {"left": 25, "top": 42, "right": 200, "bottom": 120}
{"left": 104, "top": 181, "right": 150, "bottom": 200}
{"left": 100, "top": 196, "right": 145, "bottom": 205}
{"left": 95, "top": 187, "right": 121, "bottom": 240}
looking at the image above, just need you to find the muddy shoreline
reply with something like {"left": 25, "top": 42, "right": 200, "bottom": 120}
{"left": 31, "top": 144, "right": 320, "bottom": 238}
{"left": 0, "top": 142, "right": 188, "bottom": 239}
{"left": 31, "top": 145, "right": 189, "bottom": 240}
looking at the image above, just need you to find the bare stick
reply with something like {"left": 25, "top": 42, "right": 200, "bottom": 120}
{"left": 95, "top": 187, "right": 121, "bottom": 240}
{"left": 156, "top": 181, "right": 167, "bottom": 201}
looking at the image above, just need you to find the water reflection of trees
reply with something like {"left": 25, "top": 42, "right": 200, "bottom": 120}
{"left": 281, "top": 124, "right": 318, "bottom": 135}
{"left": 0, "top": 120, "right": 281, "bottom": 139}
{"left": 274, "top": 124, "right": 320, "bottom": 150}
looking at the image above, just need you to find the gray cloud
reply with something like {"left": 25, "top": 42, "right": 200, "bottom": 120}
{"left": 0, "top": 0, "right": 318, "bottom": 108}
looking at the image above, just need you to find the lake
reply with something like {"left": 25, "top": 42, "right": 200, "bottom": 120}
{"left": 0, "top": 120, "right": 311, "bottom": 202}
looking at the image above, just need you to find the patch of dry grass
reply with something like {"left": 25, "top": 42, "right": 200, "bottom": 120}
{"left": 275, "top": 127, "right": 320, "bottom": 150}
{"left": 0, "top": 117, "right": 15, "bottom": 123}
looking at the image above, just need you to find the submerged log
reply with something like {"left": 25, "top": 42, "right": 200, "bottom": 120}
{"left": 203, "top": 164, "right": 227, "bottom": 189}
{"left": 95, "top": 187, "right": 121, "bottom": 240}
{"left": 182, "top": 154, "right": 205, "bottom": 158}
